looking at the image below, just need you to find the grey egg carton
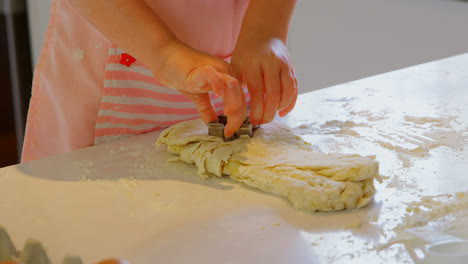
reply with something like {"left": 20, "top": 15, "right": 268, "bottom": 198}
{"left": 0, "top": 225, "right": 82, "bottom": 264}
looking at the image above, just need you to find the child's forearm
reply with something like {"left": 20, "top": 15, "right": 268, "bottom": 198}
{"left": 68, "top": 0, "right": 178, "bottom": 74}
{"left": 238, "top": 0, "right": 297, "bottom": 43}
{"left": 231, "top": 0, "right": 298, "bottom": 125}
{"left": 69, "top": 0, "right": 247, "bottom": 135}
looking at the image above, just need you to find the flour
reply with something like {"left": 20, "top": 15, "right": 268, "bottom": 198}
{"left": 294, "top": 120, "right": 365, "bottom": 137}
{"left": 72, "top": 160, "right": 96, "bottom": 182}
{"left": 321, "top": 120, "right": 365, "bottom": 137}
{"left": 374, "top": 192, "right": 468, "bottom": 254}
{"left": 377, "top": 115, "right": 467, "bottom": 168}
{"left": 294, "top": 113, "right": 467, "bottom": 169}
{"left": 344, "top": 218, "right": 362, "bottom": 230}
{"left": 350, "top": 110, "right": 388, "bottom": 122}
{"left": 396, "top": 192, "right": 468, "bottom": 236}
{"left": 73, "top": 49, "right": 84, "bottom": 61}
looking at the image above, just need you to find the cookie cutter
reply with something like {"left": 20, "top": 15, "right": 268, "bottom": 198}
{"left": 208, "top": 115, "right": 259, "bottom": 141}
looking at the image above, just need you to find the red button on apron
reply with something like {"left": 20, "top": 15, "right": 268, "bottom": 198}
{"left": 120, "top": 53, "right": 136, "bottom": 67}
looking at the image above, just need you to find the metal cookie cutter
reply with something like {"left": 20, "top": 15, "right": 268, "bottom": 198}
{"left": 208, "top": 115, "right": 259, "bottom": 141}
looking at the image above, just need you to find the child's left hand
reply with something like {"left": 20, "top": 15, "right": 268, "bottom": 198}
{"left": 155, "top": 42, "right": 247, "bottom": 137}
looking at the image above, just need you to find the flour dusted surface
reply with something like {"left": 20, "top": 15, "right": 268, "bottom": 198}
{"left": 157, "top": 119, "right": 379, "bottom": 212}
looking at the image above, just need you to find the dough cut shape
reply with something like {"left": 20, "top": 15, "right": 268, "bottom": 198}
{"left": 157, "top": 119, "right": 378, "bottom": 212}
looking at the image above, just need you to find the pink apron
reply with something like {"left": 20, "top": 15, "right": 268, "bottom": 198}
{"left": 22, "top": 0, "right": 250, "bottom": 162}
{"left": 95, "top": 45, "right": 250, "bottom": 144}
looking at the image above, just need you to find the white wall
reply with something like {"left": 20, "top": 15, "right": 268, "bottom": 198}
{"left": 26, "top": 0, "right": 53, "bottom": 68}
{"left": 27, "top": 0, "right": 468, "bottom": 94}
{"left": 289, "top": 0, "right": 468, "bottom": 93}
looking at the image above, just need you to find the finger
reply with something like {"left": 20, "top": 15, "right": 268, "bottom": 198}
{"left": 279, "top": 87, "right": 298, "bottom": 117}
{"left": 220, "top": 73, "right": 242, "bottom": 116}
{"left": 278, "top": 67, "right": 298, "bottom": 111}
{"left": 279, "top": 67, "right": 298, "bottom": 117}
{"left": 228, "top": 62, "right": 241, "bottom": 81}
{"left": 179, "top": 91, "right": 218, "bottom": 124}
{"left": 221, "top": 75, "right": 247, "bottom": 138}
{"left": 261, "top": 64, "right": 281, "bottom": 124}
{"left": 186, "top": 65, "right": 225, "bottom": 96}
{"left": 244, "top": 67, "right": 264, "bottom": 126}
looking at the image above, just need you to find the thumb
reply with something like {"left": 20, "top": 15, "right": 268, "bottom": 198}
{"left": 179, "top": 91, "right": 218, "bottom": 124}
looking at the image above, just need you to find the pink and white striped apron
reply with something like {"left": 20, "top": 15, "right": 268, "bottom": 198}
{"left": 21, "top": 0, "right": 251, "bottom": 162}
{"left": 94, "top": 44, "right": 250, "bottom": 144}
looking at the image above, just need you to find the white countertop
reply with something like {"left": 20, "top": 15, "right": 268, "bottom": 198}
{"left": 1, "top": 53, "right": 468, "bottom": 263}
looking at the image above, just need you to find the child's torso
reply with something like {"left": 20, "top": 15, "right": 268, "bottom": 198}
{"left": 22, "top": 0, "right": 250, "bottom": 161}
{"left": 146, "top": 0, "right": 249, "bottom": 57}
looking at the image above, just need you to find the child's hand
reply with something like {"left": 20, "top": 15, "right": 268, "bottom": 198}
{"left": 156, "top": 43, "right": 247, "bottom": 138}
{"left": 230, "top": 37, "right": 298, "bottom": 126}
{"left": 68, "top": 1, "right": 247, "bottom": 137}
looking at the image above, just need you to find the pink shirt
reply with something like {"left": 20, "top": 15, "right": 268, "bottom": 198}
{"left": 22, "top": 0, "right": 249, "bottom": 162}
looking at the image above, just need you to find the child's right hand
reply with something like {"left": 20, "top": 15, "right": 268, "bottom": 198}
{"left": 68, "top": 0, "right": 246, "bottom": 137}
{"left": 154, "top": 42, "right": 247, "bottom": 138}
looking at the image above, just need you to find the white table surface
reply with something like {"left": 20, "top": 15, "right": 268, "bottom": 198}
{"left": 1, "top": 53, "right": 468, "bottom": 263}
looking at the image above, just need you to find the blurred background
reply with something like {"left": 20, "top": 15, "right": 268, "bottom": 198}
{"left": 1, "top": 0, "right": 468, "bottom": 167}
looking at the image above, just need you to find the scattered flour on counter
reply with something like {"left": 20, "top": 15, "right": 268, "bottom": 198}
{"left": 294, "top": 120, "right": 366, "bottom": 137}
{"left": 325, "top": 97, "right": 357, "bottom": 103}
{"left": 395, "top": 192, "right": 468, "bottom": 237}
{"left": 302, "top": 231, "right": 412, "bottom": 263}
{"left": 321, "top": 120, "right": 366, "bottom": 136}
{"left": 350, "top": 110, "right": 388, "bottom": 122}
{"left": 72, "top": 160, "right": 96, "bottom": 182}
{"left": 158, "top": 119, "right": 379, "bottom": 212}
{"left": 375, "top": 174, "right": 390, "bottom": 184}
{"left": 294, "top": 113, "right": 467, "bottom": 169}
{"left": 404, "top": 116, "right": 450, "bottom": 126}
{"left": 377, "top": 192, "right": 468, "bottom": 253}
{"left": 344, "top": 218, "right": 362, "bottom": 230}
{"left": 119, "top": 144, "right": 144, "bottom": 157}
{"left": 374, "top": 115, "right": 467, "bottom": 168}
{"left": 118, "top": 177, "right": 138, "bottom": 189}
{"left": 324, "top": 96, "right": 357, "bottom": 108}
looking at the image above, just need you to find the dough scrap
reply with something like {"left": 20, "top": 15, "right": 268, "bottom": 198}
{"left": 157, "top": 119, "right": 378, "bottom": 212}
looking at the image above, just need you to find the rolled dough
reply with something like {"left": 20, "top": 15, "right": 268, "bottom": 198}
{"left": 157, "top": 119, "right": 378, "bottom": 212}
